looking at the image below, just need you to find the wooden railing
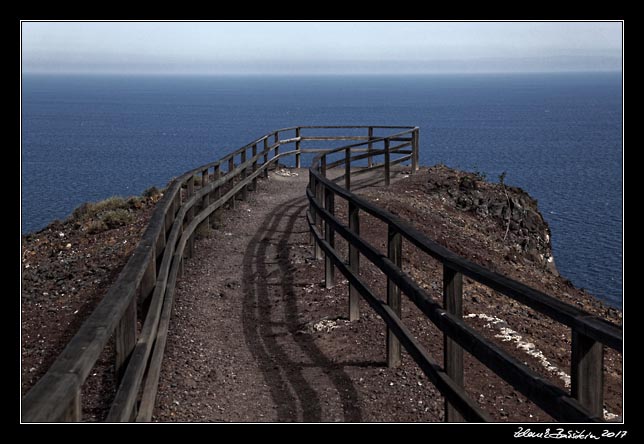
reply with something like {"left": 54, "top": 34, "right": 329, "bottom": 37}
{"left": 306, "top": 128, "right": 622, "bottom": 422}
{"left": 22, "top": 124, "right": 622, "bottom": 422}
{"left": 21, "top": 125, "right": 418, "bottom": 422}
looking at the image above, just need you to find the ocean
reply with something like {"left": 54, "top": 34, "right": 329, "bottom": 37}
{"left": 20, "top": 73, "right": 623, "bottom": 308}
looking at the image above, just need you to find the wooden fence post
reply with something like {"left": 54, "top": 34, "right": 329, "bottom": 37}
{"left": 115, "top": 297, "right": 137, "bottom": 383}
{"left": 345, "top": 147, "right": 351, "bottom": 191}
{"left": 175, "top": 191, "right": 181, "bottom": 217}
{"left": 252, "top": 143, "right": 258, "bottom": 191}
{"left": 241, "top": 149, "right": 248, "bottom": 201}
{"left": 155, "top": 221, "right": 166, "bottom": 270}
{"left": 228, "top": 157, "right": 236, "bottom": 209}
{"left": 274, "top": 133, "right": 279, "bottom": 165}
{"left": 164, "top": 201, "right": 174, "bottom": 241}
{"left": 295, "top": 127, "right": 301, "bottom": 168}
{"left": 185, "top": 175, "right": 195, "bottom": 258}
{"left": 210, "top": 164, "right": 220, "bottom": 228}
{"left": 200, "top": 168, "right": 210, "bottom": 232}
{"left": 412, "top": 128, "right": 420, "bottom": 173}
{"left": 321, "top": 154, "right": 327, "bottom": 178}
{"left": 444, "top": 265, "right": 464, "bottom": 422}
{"left": 139, "top": 250, "right": 157, "bottom": 319}
{"left": 263, "top": 138, "right": 269, "bottom": 178}
{"left": 324, "top": 185, "right": 335, "bottom": 289}
{"left": 63, "top": 390, "right": 82, "bottom": 422}
{"left": 384, "top": 138, "right": 391, "bottom": 186}
{"left": 348, "top": 201, "right": 360, "bottom": 321}
{"left": 314, "top": 155, "right": 326, "bottom": 260}
{"left": 387, "top": 225, "right": 402, "bottom": 368}
{"left": 309, "top": 173, "right": 316, "bottom": 247}
{"left": 571, "top": 331, "right": 604, "bottom": 418}
{"left": 177, "top": 225, "right": 184, "bottom": 278}
{"left": 368, "top": 126, "right": 374, "bottom": 168}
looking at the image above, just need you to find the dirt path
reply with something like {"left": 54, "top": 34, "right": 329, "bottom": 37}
{"left": 150, "top": 166, "right": 622, "bottom": 423}
{"left": 21, "top": 164, "right": 621, "bottom": 423}
{"left": 153, "top": 167, "right": 447, "bottom": 422}
{"left": 153, "top": 169, "right": 362, "bottom": 422}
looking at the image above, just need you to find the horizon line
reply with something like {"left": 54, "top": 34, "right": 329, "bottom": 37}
{"left": 22, "top": 69, "right": 622, "bottom": 77}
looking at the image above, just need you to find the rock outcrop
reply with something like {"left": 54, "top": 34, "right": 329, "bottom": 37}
{"left": 423, "top": 165, "right": 557, "bottom": 275}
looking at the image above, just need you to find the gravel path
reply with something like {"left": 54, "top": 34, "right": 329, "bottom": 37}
{"left": 150, "top": 166, "right": 622, "bottom": 423}
{"left": 153, "top": 169, "right": 369, "bottom": 422}
{"left": 153, "top": 167, "right": 447, "bottom": 423}
{"left": 22, "top": 165, "right": 621, "bottom": 423}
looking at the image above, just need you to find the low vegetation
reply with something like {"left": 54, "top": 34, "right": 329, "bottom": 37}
{"left": 68, "top": 187, "right": 164, "bottom": 235}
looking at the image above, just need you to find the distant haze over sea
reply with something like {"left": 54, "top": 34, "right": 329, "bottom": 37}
{"left": 21, "top": 72, "right": 623, "bottom": 308}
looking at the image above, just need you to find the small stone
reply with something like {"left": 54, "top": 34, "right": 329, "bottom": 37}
{"left": 65, "top": 243, "right": 72, "bottom": 249}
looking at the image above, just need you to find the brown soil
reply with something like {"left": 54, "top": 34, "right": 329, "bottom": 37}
{"left": 152, "top": 166, "right": 621, "bottom": 422}
{"left": 21, "top": 166, "right": 622, "bottom": 423}
{"left": 21, "top": 193, "right": 160, "bottom": 420}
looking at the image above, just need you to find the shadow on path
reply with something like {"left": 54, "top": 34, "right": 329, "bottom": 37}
{"left": 241, "top": 193, "right": 362, "bottom": 422}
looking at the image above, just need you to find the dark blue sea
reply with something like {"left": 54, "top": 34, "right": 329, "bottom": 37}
{"left": 21, "top": 73, "right": 623, "bottom": 308}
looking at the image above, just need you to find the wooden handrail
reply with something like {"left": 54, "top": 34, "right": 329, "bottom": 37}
{"left": 309, "top": 148, "right": 622, "bottom": 351}
{"left": 306, "top": 128, "right": 621, "bottom": 422}
{"left": 22, "top": 124, "right": 621, "bottom": 423}
{"left": 21, "top": 126, "right": 416, "bottom": 423}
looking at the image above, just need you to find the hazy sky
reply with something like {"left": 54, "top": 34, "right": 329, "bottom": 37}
{"left": 21, "top": 21, "right": 622, "bottom": 75}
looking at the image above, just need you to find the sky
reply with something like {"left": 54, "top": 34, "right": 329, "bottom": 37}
{"left": 21, "top": 21, "right": 623, "bottom": 75}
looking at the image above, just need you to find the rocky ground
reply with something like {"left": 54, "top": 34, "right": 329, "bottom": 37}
{"left": 20, "top": 190, "right": 162, "bottom": 420}
{"left": 353, "top": 165, "right": 622, "bottom": 421}
{"left": 20, "top": 166, "right": 622, "bottom": 423}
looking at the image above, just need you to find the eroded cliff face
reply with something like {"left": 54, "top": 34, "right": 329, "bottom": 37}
{"left": 423, "top": 165, "right": 557, "bottom": 275}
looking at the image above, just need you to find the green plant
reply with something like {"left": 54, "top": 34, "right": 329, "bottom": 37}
{"left": 101, "top": 208, "right": 134, "bottom": 229}
{"left": 71, "top": 202, "right": 92, "bottom": 221}
{"left": 127, "top": 196, "right": 144, "bottom": 209}
{"left": 91, "top": 196, "right": 129, "bottom": 213}
{"left": 70, "top": 196, "right": 130, "bottom": 222}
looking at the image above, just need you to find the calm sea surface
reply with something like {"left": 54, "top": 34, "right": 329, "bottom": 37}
{"left": 21, "top": 73, "right": 623, "bottom": 307}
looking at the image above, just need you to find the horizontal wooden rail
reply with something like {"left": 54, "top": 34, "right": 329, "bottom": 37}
{"left": 308, "top": 216, "right": 490, "bottom": 422}
{"left": 301, "top": 136, "right": 371, "bottom": 141}
{"left": 23, "top": 126, "right": 417, "bottom": 422}
{"left": 325, "top": 144, "right": 412, "bottom": 170}
{"left": 305, "top": 126, "right": 621, "bottom": 422}
{"left": 25, "top": 123, "right": 619, "bottom": 424}
{"left": 310, "top": 155, "right": 622, "bottom": 351}
{"left": 307, "top": 187, "right": 601, "bottom": 422}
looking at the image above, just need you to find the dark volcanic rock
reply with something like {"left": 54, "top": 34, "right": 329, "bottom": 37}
{"left": 424, "top": 165, "right": 557, "bottom": 275}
